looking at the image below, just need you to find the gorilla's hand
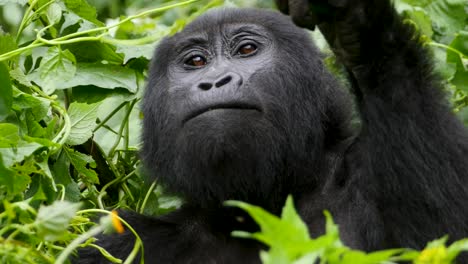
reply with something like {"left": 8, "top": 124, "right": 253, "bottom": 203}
{"left": 276, "top": 0, "right": 399, "bottom": 72}
{"left": 275, "top": 0, "right": 349, "bottom": 30}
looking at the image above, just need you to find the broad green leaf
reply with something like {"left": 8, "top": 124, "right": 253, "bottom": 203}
{"left": 36, "top": 152, "right": 57, "bottom": 191}
{"left": 63, "top": 0, "right": 103, "bottom": 26}
{"left": 447, "top": 31, "right": 468, "bottom": 93}
{"left": 0, "top": 123, "right": 20, "bottom": 147}
{"left": 25, "top": 135, "right": 59, "bottom": 148}
{"left": 32, "top": 47, "right": 77, "bottom": 94}
{"left": 403, "top": 9, "right": 433, "bottom": 38}
{"left": 0, "top": 140, "right": 42, "bottom": 167}
{"left": 9, "top": 68, "right": 32, "bottom": 87}
{"left": 225, "top": 199, "right": 283, "bottom": 245}
{"left": 399, "top": 0, "right": 432, "bottom": 6}
{"left": 0, "top": 33, "right": 16, "bottom": 55}
{"left": 65, "top": 41, "right": 123, "bottom": 63}
{"left": 60, "top": 11, "right": 99, "bottom": 34}
{"left": 115, "top": 43, "right": 156, "bottom": 64}
{"left": 432, "top": 46, "right": 456, "bottom": 81}
{"left": 425, "top": 0, "right": 468, "bottom": 43}
{"left": 35, "top": 201, "right": 81, "bottom": 241}
{"left": 63, "top": 147, "right": 99, "bottom": 184}
{"left": 447, "top": 238, "right": 468, "bottom": 261}
{"left": 38, "top": 63, "right": 138, "bottom": 92}
{"left": 51, "top": 152, "right": 81, "bottom": 202}
{"left": 0, "top": 62, "right": 12, "bottom": 120}
{"left": 46, "top": 2, "right": 62, "bottom": 25}
{"left": 29, "top": 46, "right": 48, "bottom": 70}
{"left": 12, "top": 91, "right": 50, "bottom": 121}
{"left": 66, "top": 102, "right": 101, "bottom": 145}
{"left": 0, "top": 153, "right": 30, "bottom": 197}
{"left": 280, "top": 196, "right": 310, "bottom": 241}
{"left": 414, "top": 246, "right": 449, "bottom": 264}
{"left": 0, "top": 0, "right": 28, "bottom": 5}
{"left": 72, "top": 86, "right": 136, "bottom": 104}
{"left": 342, "top": 249, "right": 405, "bottom": 264}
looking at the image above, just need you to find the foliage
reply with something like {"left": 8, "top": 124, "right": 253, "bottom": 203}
{"left": 394, "top": 0, "right": 468, "bottom": 113}
{"left": 0, "top": 0, "right": 466, "bottom": 263}
{"left": 227, "top": 197, "right": 468, "bottom": 264}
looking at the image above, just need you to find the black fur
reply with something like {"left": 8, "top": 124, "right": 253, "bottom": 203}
{"left": 76, "top": 1, "right": 468, "bottom": 263}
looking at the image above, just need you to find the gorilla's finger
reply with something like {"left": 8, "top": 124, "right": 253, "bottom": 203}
{"left": 288, "top": 0, "right": 317, "bottom": 29}
{"left": 275, "top": 0, "right": 289, "bottom": 14}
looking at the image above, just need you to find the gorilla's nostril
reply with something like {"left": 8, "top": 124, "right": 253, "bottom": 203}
{"left": 199, "top": 83, "right": 213, "bottom": 90}
{"left": 215, "top": 76, "right": 232, "bottom": 88}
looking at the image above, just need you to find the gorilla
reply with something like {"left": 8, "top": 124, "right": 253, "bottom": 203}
{"left": 77, "top": 0, "right": 468, "bottom": 263}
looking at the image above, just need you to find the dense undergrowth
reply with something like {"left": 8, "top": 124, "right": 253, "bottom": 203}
{"left": 0, "top": 0, "right": 467, "bottom": 263}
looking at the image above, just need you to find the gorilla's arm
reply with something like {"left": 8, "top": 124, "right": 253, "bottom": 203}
{"left": 279, "top": 0, "right": 468, "bottom": 246}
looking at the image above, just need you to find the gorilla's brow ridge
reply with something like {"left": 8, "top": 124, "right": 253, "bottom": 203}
{"left": 175, "top": 37, "right": 209, "bottom": 54}
{"left": 174, "top": 24, "right": 268, "bottom": 55}
{"left": 225, "top": 24, "right": 266, "bottom": 38}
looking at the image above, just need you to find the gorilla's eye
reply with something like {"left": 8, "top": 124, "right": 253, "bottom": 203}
{"left": 237, "top": 44, "right": 257, "bottom": 56}
{"left": 185, "top": 55, "right": 207, "bottom": 67}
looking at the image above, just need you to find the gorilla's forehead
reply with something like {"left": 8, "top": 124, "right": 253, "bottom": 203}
{"left": 183, "top": 8, "right": 291, "bottom": 32}
{"left": 173, "top": 24, "right": 269, "bottom": 53}
{"left": 167, "top": 8, "right": 298, "bottom": 46}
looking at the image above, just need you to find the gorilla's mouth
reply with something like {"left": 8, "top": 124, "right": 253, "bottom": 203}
{"left": 184, "top": 102, "right": 262, "bottom": 123}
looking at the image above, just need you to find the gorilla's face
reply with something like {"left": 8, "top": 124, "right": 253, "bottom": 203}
{"left": 143, "top": 9, "right": 331, "bottom": 208}
{"left": 165, "top": 23, "right": 275, "bottom": 144}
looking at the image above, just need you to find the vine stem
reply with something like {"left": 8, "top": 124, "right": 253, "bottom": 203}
{"left": 15, "top": 0, "right": 39, "bottom": 43}
{"left": 0, "top": 0, "right": 201, "bottom": 62}
{"left": 55, "top": 225, "right": 104, "bottom": 264}
{"left": 430, "top": 42, "right": 466, "bottom": 59}
{"left": 139, "top": 181, "right": 157, "bottom": 214}
{"left": 74, "top": 209, "right": 145, "bottom": 264}
{"left": 108, "top": 99, "right": 138, "bottom": 159}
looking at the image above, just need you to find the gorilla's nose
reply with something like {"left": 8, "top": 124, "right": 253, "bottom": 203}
{"left": 197, "top": 73, "right": 243, "bottom": 91}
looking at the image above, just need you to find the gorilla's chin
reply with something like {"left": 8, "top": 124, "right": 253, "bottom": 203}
{"left": 157, "top": 117, "right": 287, "bottom": 207}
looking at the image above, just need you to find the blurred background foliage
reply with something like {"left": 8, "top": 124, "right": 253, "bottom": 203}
{"left": 0, "top": 0, "right": 467, "bottom": 263}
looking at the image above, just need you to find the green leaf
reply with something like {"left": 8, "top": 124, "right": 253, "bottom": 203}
{"left": 0, "top": 0, "right": 28, "bottom": 5}
{"left": 399, "top": 0, "right": 432, "bottom": 6}
{"left": 0, "top": 123, "right": 20, "bottom": 146}
{"left": 51, "top": 152, "right": 81, "bottom": 202}
{"left": 447, "top": 238, "right": 468, "bottom": 261}
{"left": 115, "top": 43, "right": 156, "bottom": 64}
{"left": 63, "top": 0, "right": 103, "bottom": 26}
{"left": 35, "top": 201, "right": 81, "bottom": 241}
{"left": 0, "top": 153, "right": 30, "bottom": 197}
{"left": 31, "top": 47, "right": 77, "bottom": 94}
{"left": 72, "top": 86, "right": 136, "bottom": 104}
{"left": 60, "top": 11, "right": 100, "bottom": 34}
{"left": 66, "top": 102, "right": 101, "bottom": 145}
{"left": 280, "top": 196, "right": 310, "bottom": 241}
{"left": 12, "top": 90, "right": 50, "bottom": 121}
{"left": 342, "top": 249, "right": 405, "bottom": 264}
{"left": 9, "top": 68, "right": 32, "bottom": 87}
{"left": 0, "top": 62, "right": 12, "bottom": 120}
{"left": 225, "top": 199, "right": 283, "bottom": 245}
{"left": 0, "top": 140, "right": 42, "bottom": 167}
{"left": 447, "top": 31, "right": 468, "bottom": 93}
{"left": 432, "top": 46, "right": 457, "bottom": 81}
{"left": 425, "top": 0, "right": 468, "bottom": 43}
{"left": 0, "top": 33, "right": 17, "bottom": 56}
{"left": 35, "top": 63, "right": 138, "bottom": 92}
{"left": 403, "top": 9, "right": 433, "bottom": 38}
{"left": 63, "top": 147, "right": 99, "bottom": 184}
{"left": 65, "top": 41, "right": 123, "bottom": 63}
{"left": 46, "top": 2, "right": 62, "bottom": 25}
